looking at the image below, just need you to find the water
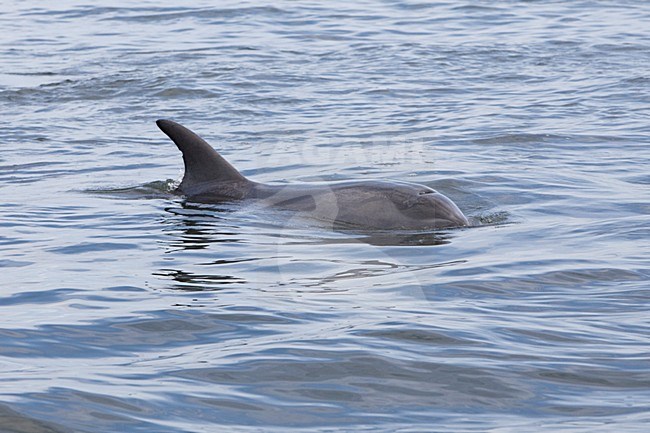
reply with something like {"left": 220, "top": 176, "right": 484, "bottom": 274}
{"left": 1, "top": 1, "right": 649, "bottom": 432}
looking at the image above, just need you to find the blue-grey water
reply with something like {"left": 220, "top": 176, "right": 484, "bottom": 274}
{"left": 1, "top": 1, "right": 649, "bottom": 432}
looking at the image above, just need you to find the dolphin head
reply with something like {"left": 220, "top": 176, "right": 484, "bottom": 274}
{"left": 400, "top": 189, "right": 470, "bottom": 229}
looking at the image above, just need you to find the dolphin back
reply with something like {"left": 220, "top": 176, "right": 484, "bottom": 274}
{"left": 156, "top": 119, "right": 246, "bottom": 191}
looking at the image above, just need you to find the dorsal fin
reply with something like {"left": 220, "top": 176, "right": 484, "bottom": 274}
{"left": 156, "top": 119, "right": 246, "bottom": 191}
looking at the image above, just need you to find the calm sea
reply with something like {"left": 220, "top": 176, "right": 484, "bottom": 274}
{"left": 1, "top": 1, "right": 649, "bottom": 432}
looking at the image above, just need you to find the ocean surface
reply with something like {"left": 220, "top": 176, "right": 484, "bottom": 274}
{"left": 1, "top": 1, "right": 649, "bottom": 432}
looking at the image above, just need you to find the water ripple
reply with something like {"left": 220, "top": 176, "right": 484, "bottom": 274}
{"left": 1, "top": 0, "right": 650, "bottom": 432}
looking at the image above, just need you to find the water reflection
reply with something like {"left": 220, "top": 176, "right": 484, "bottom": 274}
{"left": 152, "top": 269, "right": 246, "bottom": 291}
{"left": 162, "top": 203, "right": 243, "bottom": 252}
{"left": 329, "top": 229, "right": 451, "bottom": 247}
{"left": 155, "top": 200, "right": 465, "bottom": 292}
{"left": 164, "top": 200, "right": 457, "bottom": 248}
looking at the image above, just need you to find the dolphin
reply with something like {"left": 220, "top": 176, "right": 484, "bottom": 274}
{"left": 156, "top": 119, "right": 469, "bottom": 230}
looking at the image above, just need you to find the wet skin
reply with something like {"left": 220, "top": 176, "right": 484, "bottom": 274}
{"left": 157, "top": 119, "right": 469, "bottom": 230}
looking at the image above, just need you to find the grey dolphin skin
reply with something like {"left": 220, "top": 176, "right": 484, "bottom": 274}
{"left": 157, "top": 119, "right": 469, "bottom": 230}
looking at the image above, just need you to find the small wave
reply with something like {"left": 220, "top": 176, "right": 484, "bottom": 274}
{"left": 474, "top": 210, "right": 511, "bottom": 226}
{"left": 472, "top": 133, "right": 568, "bottom": 145}
{"left": 85, "top": 179, "right": 178, "bottom": 200}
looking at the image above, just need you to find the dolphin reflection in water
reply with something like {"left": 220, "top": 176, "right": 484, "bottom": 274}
{"left": 156, "top": 119, "right": 469, "bottom": 231}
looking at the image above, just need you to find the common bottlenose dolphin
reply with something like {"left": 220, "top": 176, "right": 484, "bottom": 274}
{"left": 157, "top": 119, "right": 469, "bottom": 230}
